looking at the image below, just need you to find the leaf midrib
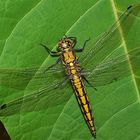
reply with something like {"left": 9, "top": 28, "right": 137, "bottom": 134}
{"left": 111, "top": 0, "right": 140, "bottom": 100}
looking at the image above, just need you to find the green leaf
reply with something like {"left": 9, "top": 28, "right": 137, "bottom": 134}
{"left": 0, "top": 0, "right": 140, "bottom": 140}
{"left": 0, "top": 0, "right": 41, "bottom": 55}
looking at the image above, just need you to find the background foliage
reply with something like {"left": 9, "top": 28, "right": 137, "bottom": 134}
{"left": 0, "top": 0, "right": 140, "bottom": 140}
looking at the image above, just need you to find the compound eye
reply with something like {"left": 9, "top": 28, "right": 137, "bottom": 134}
{"left": 57, "top": 41, "right": 63, "bottom": 48}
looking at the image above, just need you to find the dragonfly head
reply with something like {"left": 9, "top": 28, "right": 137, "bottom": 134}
{"left": 57, "top": 37, "right": 74, "bottom": 50}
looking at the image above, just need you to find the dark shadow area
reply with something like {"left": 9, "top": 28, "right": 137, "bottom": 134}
{"left": 0, "top": 121, "right": 11, "bottom": 140}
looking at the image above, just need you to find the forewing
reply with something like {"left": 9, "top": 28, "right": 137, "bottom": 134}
{"left": 82, "top": 47, "right": 140, "bottom": 87}
{"left": 79, "top": 5, "right": 140, "bottom": 69}
{"left": 0, "top": 63, "right": 64, "bottom": 90}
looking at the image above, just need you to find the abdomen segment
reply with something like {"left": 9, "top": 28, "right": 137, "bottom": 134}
{"left": 71, "top": 75, "right": 96, "bottom": 138}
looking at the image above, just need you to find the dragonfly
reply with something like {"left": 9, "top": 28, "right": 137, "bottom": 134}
{"left": 0, "top": 4, "right": 140, "bottom": 138}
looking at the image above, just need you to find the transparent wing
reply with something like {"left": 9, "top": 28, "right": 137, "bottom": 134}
{"left": 0, "top": 63, "right": 72, "bottom": 116}
{"left": 0, "top": 63, "right": 64, "bottom": 90}
{"left": 79, "top": 4, "right": 140, "bottom": 69}
{"left": 0, "top": 80, "right": 72, "bottom": 116}
{"left": 82, "top": 47, "right": 140, "bottom": 87}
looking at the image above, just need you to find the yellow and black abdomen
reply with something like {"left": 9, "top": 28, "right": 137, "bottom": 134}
{"left": 62, "top": 49, "right": 96, "bottom": 137}
{"left": 71, "top": 74, "right": 96, "bottom": 137}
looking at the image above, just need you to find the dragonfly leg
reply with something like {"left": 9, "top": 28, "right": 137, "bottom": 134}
{"left": 54, "top": 74, "right": 69, "bottom": 88}
{"left": 44, "top": 58, "right": 61, "bottom": 72}
{"left": 64, "top": 35, "right": 77, "bottom": 41}
{"left": 74, "top": 38, "right": 90, "bottom": 52}
{"left": 59, "top": 78, "right": 69, "bottom": 87}
{"left": 82, "top": 75, "right": 97, "bottom": 91}
{"left": 64, "top": 36, "right": 77, "bottom": 47}
{"left": 40, "top": 43, "right": 61, "bottom": 56}
{"left": 69, "top": 37, "right": 77, "bottom": 47}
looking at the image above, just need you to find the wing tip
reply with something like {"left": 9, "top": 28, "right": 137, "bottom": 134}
{"left": 0, "top": 104, "right": 7, "bottom": 110}
{"left": 127, "top": 5, "right": 133, "bottom": 10}
{"left": 127, "top": 4, "right": 140, "bottom": 10}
